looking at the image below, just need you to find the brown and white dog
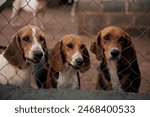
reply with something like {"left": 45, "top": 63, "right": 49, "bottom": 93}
{"left": 35, "top": 34, "right": 90, "bottom": 89}
{"left": 11, "top": 0, "right": 46, "bottom": 29}
{"left": 90, "top": 26, "right": 141, "bottom": 92}
{"left": 0, "top": 25, "right": 47, "bottom": 87}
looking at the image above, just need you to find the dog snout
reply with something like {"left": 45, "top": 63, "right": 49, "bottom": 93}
{"left": 76, "top": 58, "right": 84, "bottom": 67}
{"left": 34, "top": 51, "right": 43, "bottom": 61}
{"left": 111, "top": 49, "right": 120, "bottom": 59}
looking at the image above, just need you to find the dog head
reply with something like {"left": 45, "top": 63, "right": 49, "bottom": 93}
{"left": 90, "top": 26, "right": 136, "bottom": 64}
{"left": 50, "top": 34, "right": 90, "bottom": 72}
{"left": 4, "top": 25, "right": 47, "bottom": 69}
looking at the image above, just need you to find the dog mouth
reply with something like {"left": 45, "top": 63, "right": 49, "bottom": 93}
{"left": 109, "top": 57, "right": 120, "bottom": 61}
{"left": 26, "top": 56, "right": 42, "bottom": 64}
{"left": 68, "top": 58, "right": 84, "bottom": 70}
{"left": 26, "top": 51, "right": 44, "bottom": 64}
{"left": 109, "top": 49, "right": 121, "bottom": 60}
{"left": 26, "top": 57, "right": 42, "bottom": 64}
{"left": 69, "top": 63, "right": 84, "bottom": 70}
{"left": 109, "top": 58, "right": 119, "bottom": 61}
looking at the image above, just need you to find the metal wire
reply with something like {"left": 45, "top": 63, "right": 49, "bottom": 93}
{"left": 0, "top": 0, "right": 150, "bottom": 93}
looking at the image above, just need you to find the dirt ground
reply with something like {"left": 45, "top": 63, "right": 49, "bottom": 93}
{"left": 0, "top": 5, "right": 150, "bottom": 93}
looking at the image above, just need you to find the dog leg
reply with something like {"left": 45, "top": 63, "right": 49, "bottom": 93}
{"left": 39, "top": 8, "right": 45, "bottom": 30}
{"left": 37, "top": 8, "right": 46, "bottom": 30}
{"left": 10, "top": 7, "right": 17, "bottom": 26}
{"left": 33, "top": 10, "right": 45, "bottom": 30}
{"left": 31, "top": 77, "right": 39, "bottom": 89}
{"left": 33, "top": 12, "right": 39, "bottom": 28}
{"left": 10, "top": 8, "right": 21, "bottom": 27}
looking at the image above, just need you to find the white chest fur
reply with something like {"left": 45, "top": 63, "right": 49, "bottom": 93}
{"left": 57, "top": 64, "right": 79, "bottom": 90}
{"left": 107, "top": 61, "right": 122, "bottom": 91}
{"left": 0, "top": 54, "right": 33, "bottom": 86}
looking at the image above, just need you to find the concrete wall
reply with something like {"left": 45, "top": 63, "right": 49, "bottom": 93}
{"left": 78, "top": 0, "right": 150, "bottom": 36}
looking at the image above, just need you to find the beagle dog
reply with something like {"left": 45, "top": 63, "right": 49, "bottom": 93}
{"left": 35, "top": 34, "right": 90, "bottom": 89}
{"left": 90, "top": 26, "right": 141, "bottom": 93}
{"left": 0, "top": 25, "right": 47, "bottom": 87}
{"left": 11, "top": 0, "right": 46, "bottom": 29}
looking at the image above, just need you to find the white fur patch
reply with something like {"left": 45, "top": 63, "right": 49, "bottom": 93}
{"left": 57, "top": 63, "right": 79, "bottom": 90}
{"left": 32, "top": 27, "right": 36, "bottom": 37}
{"left": 13, "top": 0, "right": 39, "bottom": 13}
{"left": 107, "top": 61, "right": 122, "bottom": 91}
{"left": 0, "top": 54, "right": 33, "bottom": 86}
{"left": 70, "top": 52, "right": 83, "bottom": 66}
{"left": 27, "top": 27, "right": 44, "bottom": 60}
{"left": 72, "top": 52, "right": 81, "bottom": 60}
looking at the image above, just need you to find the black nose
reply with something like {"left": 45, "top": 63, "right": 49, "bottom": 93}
{"left": 111, "top": 49, "right": 119, "bottom": 58}
{"left": 34, "top": 51, "right": 43, "bottom": 60}
{"left": 76, "top": 58, "right": 84, "bottom": 67}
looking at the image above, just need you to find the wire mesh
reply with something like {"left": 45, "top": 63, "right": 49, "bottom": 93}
{"left": 0, "top": 0, "right": 150, "bottom": 93}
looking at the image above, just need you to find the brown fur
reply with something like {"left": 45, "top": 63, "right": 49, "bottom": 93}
{"left": 45, "top": 34, "right": 91, "bottom": 88}
{"left": 90, "top": 26, "right": 141, "bottom": 92}
{"left": 50, "top": 34, "right": 90, "bottom": 73}
{"left": 4, "top": 25, "right": 47, "bottom": 69}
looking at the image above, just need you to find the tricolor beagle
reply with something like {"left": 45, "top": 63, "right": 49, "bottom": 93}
{"left": 0, "top": 25, "right": 47, "bottom": 87}
{"left": 90, "top": 26, "right": 141, "bottom": 92}
{"left": 11, "top": 0, "right": 46, "bottom": 29}
{"left": 35, "top": 34, "right": 90, "bottom": 89}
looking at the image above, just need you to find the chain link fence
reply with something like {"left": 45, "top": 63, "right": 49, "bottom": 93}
{"left": 0, "top": 0, "right": 150, "bottom": 99}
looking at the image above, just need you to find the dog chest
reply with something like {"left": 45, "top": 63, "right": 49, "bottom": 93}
{"left": 107, "top": 61, "right": 122, "bottom": 90}
{"left": 57, "top": 65, "right": 79, "bottom": 89}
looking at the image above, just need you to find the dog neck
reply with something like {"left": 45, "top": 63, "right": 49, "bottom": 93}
{"left": 57, "top": 63, "right": 79, "bottom": 90}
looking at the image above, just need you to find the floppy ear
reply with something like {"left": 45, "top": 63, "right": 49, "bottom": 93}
{"left": 80, "top": 45, "right": 90, "bottom": 73}
{"left": 4, "top": 34, "right": 27, "bottom": 69}
{"left": 90, "top": 32, "right": 103, "bottom": 61}
{"left": 121, "top": 33, "right": 136, "bottom": 65}
{"left": 42, "top": 37, "right": 49, "bottom": 61}
{"left": 50, "top": 41, "right": 64, "bottom": 72}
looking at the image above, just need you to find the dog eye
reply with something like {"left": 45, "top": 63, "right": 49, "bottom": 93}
{"left": 22, "top": 36, "right": 29, "bottom": 42}
{"left": 66, "top": 43, "right": 73, "bottom": 48}
{"left": 80, "top": 45, "right": 85, "bottom": 50}
{"left": 118, "top": 36, "right": 125, "bottom": 42}
{"left": 39, "top": 36, "right": 45, "bottom": 43}
{"left": 104, "top": 34, "right": 110, "bottom": 41}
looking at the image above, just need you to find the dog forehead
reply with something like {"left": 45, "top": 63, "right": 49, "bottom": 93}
{"left": 101, "top": 26, "right": 125, "bottom": 37}
{"left": 62, "top": 34, "right": 84, "bottom": 45}
{"left": 18, "top": 26, "right": 33, "bottom": 36}
{"left": 18, "top": 25, "right": 44, "bottom": 37}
